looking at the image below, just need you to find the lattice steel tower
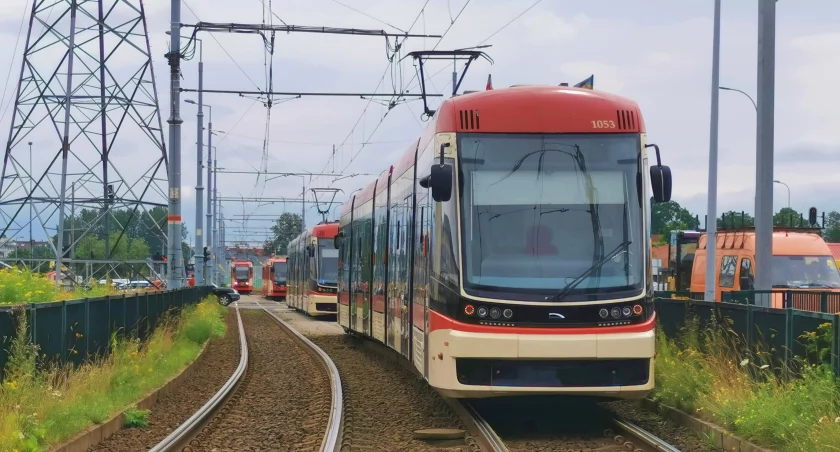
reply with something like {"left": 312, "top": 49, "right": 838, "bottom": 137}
{"left": 0, "top": 0, "right": 168, "bottom": 283}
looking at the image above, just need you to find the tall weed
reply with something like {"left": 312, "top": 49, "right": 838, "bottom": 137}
{"left": 653, "top": 316, "right": 840, "bottom": 451}
{"left": 0, "top": 297, "right": 226, "bottom": 451}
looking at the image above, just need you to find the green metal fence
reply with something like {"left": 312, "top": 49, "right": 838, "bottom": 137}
{"left": 0, "top": 286, "right": 212, "bottom": 381}
{"left": 656, "top": 297, "right": 840, "bottom": 375}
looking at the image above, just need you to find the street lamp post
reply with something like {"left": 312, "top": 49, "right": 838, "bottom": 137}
{"left": 719, "top": 86, "right": 758, "bottom": 111}
{"left": 183, "top": 39, "right": 205, "bottom": 285}
{"left": 773, "top": 180, "right": 790, "bottom": 209}
{"left": 184, "top": 98, "right": 209, "bottom": 286}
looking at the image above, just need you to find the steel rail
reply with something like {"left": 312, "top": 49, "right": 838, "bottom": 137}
{"left": 149, "top": 302, "right": 249, "bottom": 452}
{"left": 613, "top": 418, "right": 682, "bottom": 452}
{"left": 256, "top": 300, "right": 343, "bottom": 452}
{"left": 458, "top": 400, "right": 508, "bottom": 452}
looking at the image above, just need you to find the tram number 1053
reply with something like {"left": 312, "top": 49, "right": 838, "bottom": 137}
{"left": 591, "top": 120, "right": 617, "bottom": 129}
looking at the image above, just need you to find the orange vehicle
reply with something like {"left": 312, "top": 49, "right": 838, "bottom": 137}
{"left": 262, "top": 256, "right": 288, "bottom": 300}
{"left": 230, "top": 259, "right": 254, "bottom": 294}
{"left": 690, "top": 228, "right": 840, "bottom": 308}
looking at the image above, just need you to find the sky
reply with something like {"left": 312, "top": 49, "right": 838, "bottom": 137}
{"left": 0, "top": 0, "right": 838, "bottom": 246}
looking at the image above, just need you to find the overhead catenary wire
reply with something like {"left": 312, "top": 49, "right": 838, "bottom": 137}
{"left": 313, "top": 0, "right": 433, "bottom": 183}
{"left": 327, "top": 0, "right": 473, "bottom": 182}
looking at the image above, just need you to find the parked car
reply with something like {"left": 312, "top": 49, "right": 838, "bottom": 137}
{"left": 212, "top": 284, "right": 240, "bottom": 306}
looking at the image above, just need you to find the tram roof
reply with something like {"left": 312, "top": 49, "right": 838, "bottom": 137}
{"left": 339, "top": 85, "right": 646, "bottom": 217}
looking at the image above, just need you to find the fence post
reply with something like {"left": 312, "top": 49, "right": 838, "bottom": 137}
{"left": 746, "top": 304, "right": 754, "bottom": 357}
{"left": 832, "top": 315, "right": 840, "bottom": 376}
{"left": 84, "top": 298, "right": 90, "bottom": 361}
{"left": 61, "top": 301, "right": 68, "bottom": 361}
{"left": 784, "top": 303, "right": 794, "bottom": 377}
{"left": 821, "top": 292, "right": 828, "bottom": 313}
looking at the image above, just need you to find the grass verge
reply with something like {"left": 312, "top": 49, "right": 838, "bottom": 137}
{"left": 652, "top": 318, "right": 840, "bottom": 451}
{"left": 0, "top": 297, "right": 227, "bottom": 451}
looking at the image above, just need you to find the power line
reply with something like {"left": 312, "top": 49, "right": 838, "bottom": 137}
{"left": 182, "top": 0, "right": 262, "bottom": 90}
{"left": 331, "top": 0, "right": 406, "bottom": 33}
{"left": 477, "top": 0, "right": 543, "bottom": 46}
{"left": 315, "top": 0, "right": 433, "bottom": 181}
{"left": 330, "top": 0, "right": 476, "bottom": 178}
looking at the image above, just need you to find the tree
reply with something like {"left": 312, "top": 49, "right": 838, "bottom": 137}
{"left": 650, "top": 199, "right": 698, "bottom": 244}
{"left": 824, "top": 211, "right": 840, "bottom": 242}
{"left": 773, "top": 207, "right": 803, "bottom": 227}
{"left": 717, "top": 211, "right": 754, "bottom": 228}
{"left": 265, "top": 213, "right": 304, "bottom": 255}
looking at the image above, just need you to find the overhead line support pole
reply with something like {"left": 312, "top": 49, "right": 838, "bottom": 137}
{"left": 166, "top": 0, "right": 183, "bottom": 289}
{"left": 705, "top": 0, "right": 721, "bottom": 302}
{"left": 755, "top": 0, "right": 776, "bottom": 296}
{"left": 194, "top": 45, "right": 204, "bottom": 286}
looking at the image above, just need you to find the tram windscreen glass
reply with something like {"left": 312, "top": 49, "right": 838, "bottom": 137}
{"left": 318, "top": 238, "right": 339, "bottom": 284}
{"left": 771, "top": 255, "right": 840, "bottom": 288}
{"left": 273, "top": 261, "right": 287, "bottom": 283}
{"left": 459, "top": 133, "right": 645, "bottom": 299}
{"left": 234, "top": 266, "right": 249, "bottom": 281}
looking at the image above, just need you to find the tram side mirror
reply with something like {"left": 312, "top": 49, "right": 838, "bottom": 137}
{"left": 333, "top": 231, "right": 344, "bottom": 249}
{"left": 307, "top": 245, "right": 315, "bottom": 257}
{"left": 429, "top": 143, "right": 453, "bottom": 202}
{"left": 646, "top": 143, "right": 672, "bottom": 203}
{"left": 650, "top": 165, "right": 672, "bottom": 203}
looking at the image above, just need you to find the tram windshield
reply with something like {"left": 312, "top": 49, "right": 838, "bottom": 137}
{"left": 234, "top": 266, "right": 249, "bottom": 281}
{"left": 459, "top": 132, "right": 645, "bottom": 300}
{"left": 273, "top": 261, "right": 287, "bottom": 283}
{"left": 318, "top": 238, "right": 339, "bottom": 285}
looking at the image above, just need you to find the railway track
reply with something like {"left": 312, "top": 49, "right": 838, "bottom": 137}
{"left": 147, "top": 302, "right": 343, "bottom": 452}
{"left": 459, "top": 397, "right": 682, "bottom": 452}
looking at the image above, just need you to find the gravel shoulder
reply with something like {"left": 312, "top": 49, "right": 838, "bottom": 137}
{"left": 88, "top": 309, "right": 241, "bottom": 452}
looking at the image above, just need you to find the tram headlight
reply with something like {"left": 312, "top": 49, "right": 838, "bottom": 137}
{"left": 599, "top": 308, "right": 609, "bottom": 319}
{"left": 489, "top": 307, "right": 501, "bottom": 319}
{"left": 622, "top": 306, "right": 632, "bottom": 317}
{"left": 477, "top": 306, "right": 488, "bottom": 318}
{"left": 633, "top": 304, "right": 643, "bottom": 316}
{"left": 464, "top": 304, "right": 475, "bottom": 316}
{"left": 610, "top": 307, "right": 621, "bottom": 319}
{"left": 502, "top": 308, "right": 513, "bottom": 319}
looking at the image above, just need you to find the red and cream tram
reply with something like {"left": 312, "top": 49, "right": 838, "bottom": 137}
{"left": 262, "top": 256, "right": 288, "bottom": 300}
{"left": 230, "top": 259, "right": 254, "bottom": 294}
{"left": 334, "top": 85, "right": 673, "bottom": 399}
{"left": 287, "top": 221, "right": 340, "bottom": 316}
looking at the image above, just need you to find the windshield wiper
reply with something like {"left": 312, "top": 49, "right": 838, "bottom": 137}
{"left": 546, "top": 241, "right": 632, "bottom": 301}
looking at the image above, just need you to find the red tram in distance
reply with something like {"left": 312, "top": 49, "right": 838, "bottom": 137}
{"left": 287, "top": 221, "right": 340, "bottom": 316}
{"left": 262, "top": 256, "right": 288, "bottom": 300}
{"left": 334, "top": 85, "right": 673, "bottom": 399}
{"left": 230, "top": 259, "right": 254, "bottom": 294}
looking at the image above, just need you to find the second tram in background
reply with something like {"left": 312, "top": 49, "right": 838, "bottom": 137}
{"left": 230, "top": 259, "right": 255, "bottom": 294}
{"left": 334, "top": 84, "right": 673, "bottom": 399}
{"left": 287, "top": 221, "right": 340, "bottom": 316}
{"left": 262, "top": 256, "right": 288, "bottom": 300}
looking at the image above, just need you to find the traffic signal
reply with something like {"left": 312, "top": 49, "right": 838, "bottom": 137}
{"left": 808, "top": 207, "right": 818, "bottom": 226}
{"left": 203, "top": 246, "right": 211, "bottom": 261}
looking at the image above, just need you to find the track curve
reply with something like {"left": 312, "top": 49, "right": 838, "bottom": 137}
{"left": 148, "top": 301, "right": 344, "bottom": 452}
